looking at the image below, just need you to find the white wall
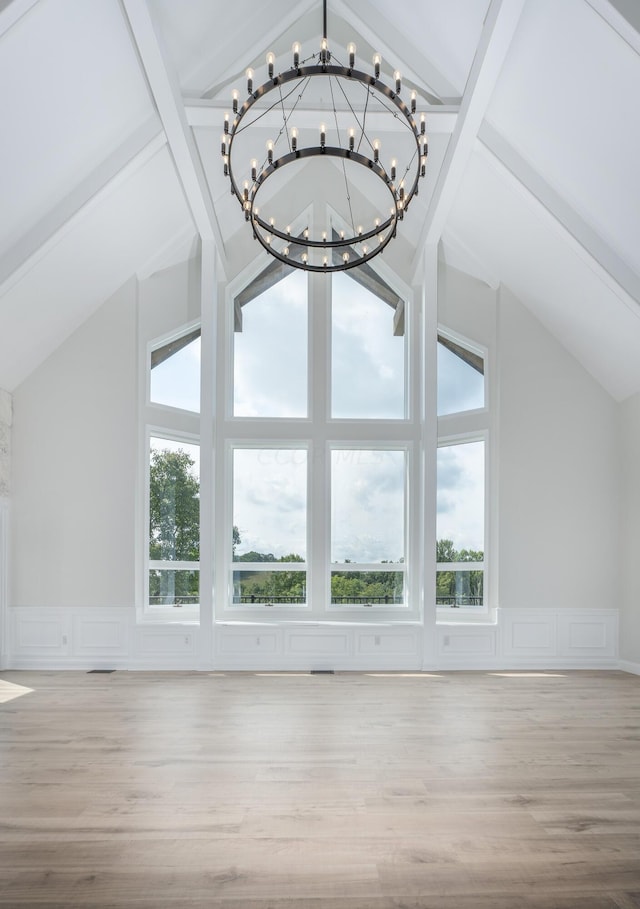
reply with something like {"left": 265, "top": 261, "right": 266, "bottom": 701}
{"left": 439, "top": 266, "right": 620, "bottom": 614}
{"left": 0, "top": 388, "right": 11, "bottom": 498}
{"left": 9, "top": 256, "right": 201, "bottom": 612}
{"left": 11, "top": 278, "right": 138, "bottom": 608}
{"left": 619, "top": 391, "right": 640, "bottom": 667}
{"left": 497, "top": 285, "right": 619, "bottom": 611}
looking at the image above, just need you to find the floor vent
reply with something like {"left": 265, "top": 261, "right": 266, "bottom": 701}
{"left": 87, "top": 669, "right": 116, "bottom": 674}
{"left": 310, "top": 670, "right": 335, "bottom": 675}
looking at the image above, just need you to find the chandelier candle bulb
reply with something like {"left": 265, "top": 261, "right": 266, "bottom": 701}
{"left": 349, "top": 128, "right": 355, "bottom": 152}
{"left": 323, "top": 255, "right": 328, "bottom": 267}
{"left": 251, "top": 159, "right": 257, "bottom": 181}
{"left": 292, "top": 41, "right": 300, "bottom": 68}
{"left": 373, "top": 52, "right": 381, "bottom": 79}
{"left": 284, "top": 246, "right": 290, "bottom": 257}
{"left": 243, "top": 181, "right": 249, "bottom": 201}
{"left": 223, "top": 155, "right": 228, "bottom": 176}
{"left": 232, "top": 89, "right": 239, "bottom": 113}
{"left": 291, "top": 127, "right": 298, "bottom": 152}
{"left": 391, "top": 159, "right": 396, "bottom": 181}
{"left": 320, "top": 124, "right": 326, "bottom": 148}
{"left": 301, "top": 252, "right": 308, "bottom": 265}
{"left": 421, "top": 113, "right": 426, "bottom": 134}
{"left": 266, "top": 139, "right": 273, "bottom": 164}
{"left": 394, "top": 70, "right": 401, "bottom": 93}
{"left": 246, "top": 68, "right": 253, "bottom": 93}
{"left": 224, "top": 113, "right": 229, "bottom": 133}
{"left": 221, "top": 134, "right": 227, "bottom": 155}
{"left": 343, "top": 251, "right": 350, "bottom": 263}
{"left": 304, "top": 227, "right": 309, "bottom": 239}
{"left": 411, "top": 91, "right": 416, "bottom": 113}
{"left": 321, "top": 37, "right": 329, "bottom": 63}
{"left": 348, "top": 42, "right": 356, "bottom": 68}
{"left": 373, "top": 138, "right": 380, "bottom": 162}
{"left": 266, "top": 51, "right": 275, "bottom": 79}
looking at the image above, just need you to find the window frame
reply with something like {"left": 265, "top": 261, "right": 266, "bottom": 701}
{"left": 147, "top": 319, "right": 202, "bottom": 417}
{"left": 144, "top": 425, "right": 201, "bottom": 620}
{"left": 219, "top": 254, "right": 420, "bottom": 623}
{"left": 435, "top": 430, "right": 489, "bottom": 620}
{"left": 226, "top": 440, "right": 311, "bottom": 615}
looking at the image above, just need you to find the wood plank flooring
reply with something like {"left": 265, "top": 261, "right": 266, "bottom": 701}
{"left": 0, "top": 669, "right": 639, "bottom": 908}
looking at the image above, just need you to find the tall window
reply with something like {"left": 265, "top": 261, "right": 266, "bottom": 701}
{"left": 224, "top": 261, "right": 412, "bottom": 618}
{"left": 231, "top": 447, "right": 307, "bottom": 606}
{"left": 331, "top": 449, "right": 406, "bottom": 605}
{"left": 436, "top": 440, "right": 485, "bottom": 609}
{"left": 148, "top": 436, "right": 200, "bottom": 608}
{"left": 233, "top": 270, "right": 308, "bottom": 418}
{"left": 331, "top": 273, "right": 405, "bottom": 419}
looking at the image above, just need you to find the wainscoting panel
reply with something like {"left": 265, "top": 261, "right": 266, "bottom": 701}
{"left": 557, "top": 610, "right": 618, "bottom": 659}
{"left": 72, "top": 611, "right": 129, "bottom": 657}
{"left": 436, "top": 625, "right": 497, "bottom": 663}
{"left": 500, "top": 610, "right": 558, "bottom": 659}
{"left": 4, "top": 607, "right": 621, "bottom": 671}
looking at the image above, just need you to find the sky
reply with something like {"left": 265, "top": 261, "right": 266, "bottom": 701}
{"left": 149, "top": 270, "right": 485, "bottom": 561}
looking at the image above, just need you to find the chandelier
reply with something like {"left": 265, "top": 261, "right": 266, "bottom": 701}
{"left": 221, "top": 0, "right": 428, "bottom": 272}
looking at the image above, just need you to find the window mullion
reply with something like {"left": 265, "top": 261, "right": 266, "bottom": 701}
{"left": 309, "top": 271, "right": 330, "bottom": 618}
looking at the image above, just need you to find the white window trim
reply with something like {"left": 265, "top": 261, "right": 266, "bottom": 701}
{"left": 436, "top": 430, "right": 490, "bottom": 620}
{"left": 143, "top": 425, "right": 201, "bottom": 622}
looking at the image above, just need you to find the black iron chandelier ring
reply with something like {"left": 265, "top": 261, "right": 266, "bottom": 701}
{"left": 223, "top": 56, "right": 428, "bottom": 272}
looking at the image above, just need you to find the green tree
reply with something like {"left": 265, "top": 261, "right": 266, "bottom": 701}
{"left": 149, "top": 448, "right": 199, "bottom": 605}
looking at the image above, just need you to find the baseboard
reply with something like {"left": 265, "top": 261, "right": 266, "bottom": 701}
{"left": 618, "top": 659, "right": 640, "bottom": 676}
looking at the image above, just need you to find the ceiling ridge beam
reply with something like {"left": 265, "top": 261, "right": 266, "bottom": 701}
{"left": 185, "top": 100, "right": 460, "bottom": 133}
{"left": 478, "top": 122, "right": 640, "bottom": 312}
{"left": 0, "top": 121, "right": 164, "bottom": 299}
{"left": 120, "top": 0, "right": 227, "bottom": 278}
{"left": 410, "top": 0, "right": 527, "bottom": 279}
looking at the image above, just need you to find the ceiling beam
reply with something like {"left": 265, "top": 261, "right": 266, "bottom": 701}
{"left": 479, "top": 122, "right": 640, "bottom": 309}
{"left": 0, "top": 120, "right": 164, "bottom": 298}
{"left": 185, "top": 101, "right": 459, "bottom": 134}
{"left": 584, "top": 0, "right": 640, "bottom": 56}
{"left": 120, "top": 0, "right": 227, "bottom": 277}
{"left": 0, "top": 0, "right": 40, "bottom": 39}
{"left": 410, "top": 0, "right": 527, "bottom": 279}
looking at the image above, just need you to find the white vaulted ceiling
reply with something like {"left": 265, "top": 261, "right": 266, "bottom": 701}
{"left": 0, "top": 0, "right": 639, "bottom": 397}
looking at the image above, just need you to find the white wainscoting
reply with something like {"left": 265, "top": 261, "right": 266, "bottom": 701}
{"left": 3, "top": 606, "right": 622, "bottom": 671}
{"left": 214, "top": 623, "right": 423, "bottom": 670}
{"left": 6, "top": 607, "right": 199, "bottom": 670}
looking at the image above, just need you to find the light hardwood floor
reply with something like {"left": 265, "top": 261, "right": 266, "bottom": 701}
{"left": 1, "top": 669, "right": 639, "bottom": 908}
